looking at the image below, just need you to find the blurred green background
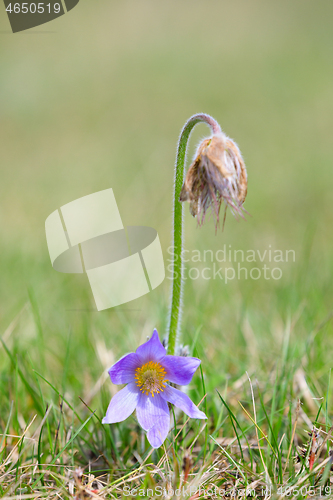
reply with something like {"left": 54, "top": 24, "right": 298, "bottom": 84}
{"left": 1, "top": 0, "right": 333, "bottom": 421}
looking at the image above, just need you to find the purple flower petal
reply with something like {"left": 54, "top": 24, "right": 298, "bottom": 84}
{"left": 147, "top": 413, "right": 170, "bottom": 448}
{"left": 136, "top": 392, "right": 170, "bottom": 431}
{"left": 162, "top": 355, "right": 201, "bottom": 385}
{"left": 161, "top": 385, "right": 207, "bottom": 420}
{"left": 109, "top": 352, "right": 141, "bottom": 385}
{"left": 135, "top": 329, "right": 166, "bottom": 364}
{"left": 102, "top": 383, "right": 140, "bottom": 424}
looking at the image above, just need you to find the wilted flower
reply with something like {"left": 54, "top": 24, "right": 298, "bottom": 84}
{"left": 179, "top": 132, "right": 247, "bottom": 228}
{"left": 102, "top": 330, "right": 206, "bottom": 448}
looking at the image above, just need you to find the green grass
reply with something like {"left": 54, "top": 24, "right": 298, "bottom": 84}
{"left": 1, "top": 0, "right": 333, "bottom": 497}
{"left": 1, "top": 306, "right": 333, "bottom": 498}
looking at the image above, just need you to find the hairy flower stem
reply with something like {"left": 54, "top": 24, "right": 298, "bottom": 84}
{"left": 167, "top": 114, "right": 221, "bottom": 355}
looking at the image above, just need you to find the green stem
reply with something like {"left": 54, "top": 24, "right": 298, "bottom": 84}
{"left": 167, "top": 113, "right": 221, "bottom": 355}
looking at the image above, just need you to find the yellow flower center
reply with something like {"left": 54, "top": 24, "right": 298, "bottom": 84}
{"left": 134, "top": 361, "right": 167, "bottom": 397}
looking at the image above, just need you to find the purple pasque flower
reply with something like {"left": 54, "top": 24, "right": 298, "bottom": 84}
{"left": 102, "top": 329, "right": 207, "bottom": 448}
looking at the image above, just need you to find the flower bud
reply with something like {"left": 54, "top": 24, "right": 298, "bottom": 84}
{"left": 179, "top": 132, "right": 247, "bottom": 228}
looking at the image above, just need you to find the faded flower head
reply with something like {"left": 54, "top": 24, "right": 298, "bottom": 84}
{"left": 102, "top": 329, "right": 206, "bottom": 448}
{"left": 179, "top": 132, "right": 248, "bottom": 228}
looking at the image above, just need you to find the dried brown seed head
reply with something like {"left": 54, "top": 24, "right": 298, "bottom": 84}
{"left": 179, "top": 132, "right": 248, "bottom": 229}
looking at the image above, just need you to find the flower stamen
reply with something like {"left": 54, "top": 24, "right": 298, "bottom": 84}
{"left": 134, "top": 361, "right": 167, "bottom": 397}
